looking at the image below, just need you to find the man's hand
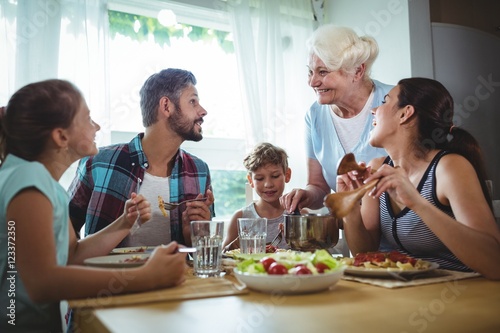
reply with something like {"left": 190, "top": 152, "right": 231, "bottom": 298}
{"left": 181, "top": 189, "right": 215, "bottom": 246}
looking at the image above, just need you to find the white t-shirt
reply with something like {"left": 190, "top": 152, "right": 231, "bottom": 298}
{"left": 330, "top": 89, "right": 374, "bottom": 153}
{"left": 120, "top": 172, "right": 171, "bottom": 246}
{"left": 242, "top": 203, "right": 287, "bottom": 248}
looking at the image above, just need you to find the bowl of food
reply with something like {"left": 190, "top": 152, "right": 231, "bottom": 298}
{"left": 233, "top": 250, "right": 344, "bottom": 294}
{"left": 284, "top": 213, "right": 339, "bottom": 252}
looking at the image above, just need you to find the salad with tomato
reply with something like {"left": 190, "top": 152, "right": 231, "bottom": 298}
{"left": 236, "top": 249, "right": 343, "bottom": 276}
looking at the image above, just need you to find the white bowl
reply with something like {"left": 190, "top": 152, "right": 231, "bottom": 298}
{"left": 233, "top": 268, "right": 343, "bottom": 294}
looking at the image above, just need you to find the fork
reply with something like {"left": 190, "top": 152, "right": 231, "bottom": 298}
{"left": 269, "top": 230, "right": 283, "bottom": 247}
{"left": 163, "top": 197, "right": 207, "bottom": 210}
{"left": 222, "top": 236, "right": 239, "bottom": 253}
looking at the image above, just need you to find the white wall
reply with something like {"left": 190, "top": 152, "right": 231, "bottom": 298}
{"left": 324, "top": 0, "right": 433, "bottom": 85}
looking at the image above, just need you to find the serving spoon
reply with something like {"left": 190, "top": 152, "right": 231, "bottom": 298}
{"left": 323, "top": 179, "right": 378, "bottom": 218}
{"left": 336, "top": 152, "right": 372, "bottom": 175}
{"left": 323, "top": 154, "right": 379, "bottom": 218}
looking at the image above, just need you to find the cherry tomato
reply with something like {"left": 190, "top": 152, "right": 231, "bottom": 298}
{"left": 268, "top": 262, "right": 288, "bottom": 275}
{"left": 388, "top": 250, "right": 416, "bottom": 265}
{"left": 315, "top": 262, "right": 330, "bottom": 274}
{"left": 265, "top": 245, "right": 277, "bottom": 253}
{"left": 295, "top": 267, "right": 312, "bottom": 275}
{"left": 260, "top": 257, "right": 276, "bottom": 272}
{"left": 294, "top": 264, "right": 307, "bottom": 269}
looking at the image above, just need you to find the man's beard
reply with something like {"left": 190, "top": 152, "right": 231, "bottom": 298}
{"left": 169, "top": 106, "right": 203, "bottom": 142}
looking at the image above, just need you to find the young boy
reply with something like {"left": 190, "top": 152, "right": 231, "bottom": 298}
{"left": 223, "top": 142, "right": 291, "bottom": 250}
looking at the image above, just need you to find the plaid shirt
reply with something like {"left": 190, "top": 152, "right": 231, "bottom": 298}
{"left": 68, "top": 133, "right": 214, "bottom": 244}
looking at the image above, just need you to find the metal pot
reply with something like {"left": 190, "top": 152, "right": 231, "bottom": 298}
{"left": 284, "top": 214, "right": 339, "bottom": 252}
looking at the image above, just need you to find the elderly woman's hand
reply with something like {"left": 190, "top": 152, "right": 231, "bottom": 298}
{"left": 280, "top": 188, "right": 312, "bottom": 214}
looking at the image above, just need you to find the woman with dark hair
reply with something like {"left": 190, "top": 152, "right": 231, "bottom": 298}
{"left": 0, "top": 79, "right": 187, "bottom": 332}
{"left": 337, "top": 77, "right": 500, "bottom": 280}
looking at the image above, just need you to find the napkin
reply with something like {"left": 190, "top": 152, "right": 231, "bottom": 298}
{"left": 342, "top": 269, "right": 481, "bottom": 289}
{"left": 68, "top": 275, "right": 247, "bottom": 309}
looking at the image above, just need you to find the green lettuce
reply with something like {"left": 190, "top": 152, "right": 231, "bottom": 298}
{"left": 311, "top": 249, "right": 339, "bottom": 270}
{"left": 236, "top": 249, "right": 342, "bottom": 275}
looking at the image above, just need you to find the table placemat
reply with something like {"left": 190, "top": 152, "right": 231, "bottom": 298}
{"left": 341, "top": 269, "right": 481, "bottom": 288}
{"left": 68, "top": 275, "right": 247, "bottom": 309}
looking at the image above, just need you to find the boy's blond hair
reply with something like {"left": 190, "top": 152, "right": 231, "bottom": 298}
{"left": 243, "top": 142, "right": 289, "bottom": 173}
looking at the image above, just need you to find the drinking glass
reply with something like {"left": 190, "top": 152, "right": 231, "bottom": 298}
{"left": 190, "top": 220, "right": 224, "bottom": 277}
{"left": 237, "top": 218, "right": 267, "bottom": 254}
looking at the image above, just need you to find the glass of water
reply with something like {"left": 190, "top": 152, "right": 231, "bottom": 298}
{"left": 190, "top": 220, "right": 224, "bottom": 277}
{"left": 237, "top": 218, "right": 267, "bottom": 254}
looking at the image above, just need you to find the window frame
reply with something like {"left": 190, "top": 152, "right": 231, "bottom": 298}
{"left": 106, "top": 0, "right": 250, "bottom": 220}
{"left": 106, "top": 0, "right": 247, "bottom": 173}
{"left": 108, "top": 0, "right": 231, "bottom": 32}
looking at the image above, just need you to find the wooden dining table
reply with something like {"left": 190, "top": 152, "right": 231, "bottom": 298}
{"left": 70, "top": 271, "right": 500, "bottom": 333}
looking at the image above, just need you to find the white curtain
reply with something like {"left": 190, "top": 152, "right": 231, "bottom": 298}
{"left": 1, "top": 0, "right": 318, "bottom": 190}
{"left": 225, "top": 0, "right": 316, "bottom": 189}
{"left": 0, "top": 0, "right": 17, "bottom": 104}
{"left": 225, "top": 0, "right": 316, "bottom": 148}
{"left": 0, "top": 0, "right": 110, "bottom": 144}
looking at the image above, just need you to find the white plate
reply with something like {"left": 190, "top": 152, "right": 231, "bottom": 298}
{"left": 84, "top": 253, "right": 150, "bottom": 268}
{"left": 233, "top": 268, "right": 344, "bottom": 294}
{"left": 344, "top": 262, "right": 439, "bottom": 278}
{"left": 110, "top": 246, "right": 155, "bottom": 254}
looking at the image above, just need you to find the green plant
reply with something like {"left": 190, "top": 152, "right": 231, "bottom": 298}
{"left": 108, "top": 10, "right": 234, "bottom": 53}
{"left": 211, "top": 170, "right": 247, "bottom": 219}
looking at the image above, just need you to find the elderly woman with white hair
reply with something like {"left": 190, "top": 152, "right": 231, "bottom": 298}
{"left": 281, "top": 25, "right": 393, "bottom": 214}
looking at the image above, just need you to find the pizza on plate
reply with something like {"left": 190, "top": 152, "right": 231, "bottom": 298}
{"left": 341, "top": 250, "right": 431, "bottom": 270}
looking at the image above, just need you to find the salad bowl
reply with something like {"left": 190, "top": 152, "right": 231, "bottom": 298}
{"left": 233, "top": 250, "right": 345, "bottom": 294}
{"left": 233, "top": 268, "right": 343, "bottom": 294}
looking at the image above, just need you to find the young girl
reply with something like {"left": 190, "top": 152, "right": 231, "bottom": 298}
{"left": 338, "top": 77, "right": 500, "bottom": 279}
{"left": 0, "top": 79, "right": 187, "bottom": 332}
{"left": 223, "top": 142, "right": 291, "bottom": 250}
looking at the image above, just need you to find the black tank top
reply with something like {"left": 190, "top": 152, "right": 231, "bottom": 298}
{"left": 379, "top": 150, "right": 472, "bottom": 272}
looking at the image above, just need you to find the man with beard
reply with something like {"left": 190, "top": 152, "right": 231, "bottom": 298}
{"left": 68, "top": 68, "right": 215, "bottom": 247}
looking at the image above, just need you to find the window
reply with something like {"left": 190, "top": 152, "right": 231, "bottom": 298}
{"left": 5, "top": 0, "right": 315, "bottom": 221}
{"left": 106, "top": 1, "right": 248, "bottom": 220}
